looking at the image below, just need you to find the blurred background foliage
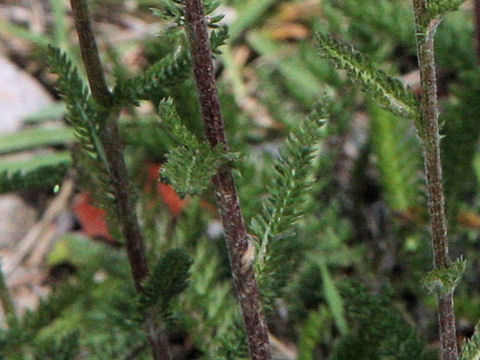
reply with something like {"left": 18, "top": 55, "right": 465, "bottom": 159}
{"left": 0, "top": 0, "right": 480, "bottom": 358}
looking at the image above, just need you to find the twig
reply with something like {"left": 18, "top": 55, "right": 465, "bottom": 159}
{"left": 183, "top": 1, "right": 272, "bottom": 359}
{"left": 69, "top": 1, "right": 171, "bottom": 359}
{"left": 412, "top": 1, "right": 458, "bottom": 359}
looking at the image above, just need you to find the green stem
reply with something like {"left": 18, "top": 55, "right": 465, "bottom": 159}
{"left": 412, "top": 1, "right": 458, "bottom": 359}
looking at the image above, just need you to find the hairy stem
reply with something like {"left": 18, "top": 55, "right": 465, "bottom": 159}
{"left": 69, "top": 0, "right": 112, "bottom": 108}
{"left": 412, "top": 1, "right": 458, "bottom": 359}
{"left": 98, "top": 111, "right": 149, "bottom": 291}
{"left": 183, "top": 1, "right": 272, "bottom": 359}
{"left": 69, "top": 1, "right": 171, "bottom": 359}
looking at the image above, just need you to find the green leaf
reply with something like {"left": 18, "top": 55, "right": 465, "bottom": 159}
{"left": 423, "top": 258, "right": 467, "bottom": 295}
{"left": 335, "top": 282, "right": 435, "bottom": 360}
{"left": 177, "top": 238, "right": 246, "bottom": 358}
{"left": 34, "top": 332, "right": 79, "bottom": 360}
{"left": 0, "top": 127, "right": 74, "bottom": 155}
{"left": 248, "top": 32, "right": 326, "bottom": 107}
{"left": 324, "top": 0, "right": 415, "bottom": 56}
{"left": 210, "top": 25, "right": 229, "bottom": 54}
{"left": 152, "top": 1, "right": 184, "bottom": 26}
{"left": 162, "top": 145, "right": 226, "bottom": 198}
{"left": 298, "top": 307, "right": 331, "bottom": 360}
{"left": 462, "top": 321, "right": 480, "bottom": 360}
{"left": 23, "top": 103, "right": 67, "bottom": 124}
{"left": 228, "top": 0, "right": 278, "bottom": 41}
{"left": 159, "top": 99, "right": 230, "bottom": 197}
{"left": 49, "top": 0, "right": 69, "bottom": 49}
{"left": 47, "top": 233, "right": 106, "bottom": 268}
{"left": 369, "top": 103, "right": 421, "bottom": 211}
{"left": 49, "top": 46, "right": 125, "bottom": 240}
{"left": 315, "top": 33, "right": 422, "bottom": 134}
{"left": 203, "top": 0, "right": 221, "bottom": 16}
{"left": 114, "top": 48, "right": 191, "bottom": 105}
{"left": 0, "top": 152, "right": 70, "bottom": 193}
{"left": 138, "top": 249, "right": 192, "bottom": 316}
{"left": 0, "top": 21, "right": 50, "bottom": 48}
{"left": 252, "top": 103, "right": 327, "bottom": 304}
{"left": 320, "top": 262, "right": 347, "bottom": 335}
{"left": 426, "top": 0, "right": 466, "bottom": 20}
{"left": 48, "top": 46, "right": 109, "bottom": 170}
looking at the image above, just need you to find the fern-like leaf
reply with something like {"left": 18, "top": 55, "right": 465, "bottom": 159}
{"left": 335, "top": 282, "right": 436, "bottom": 360}
{"left": 49, "top": 46, "right": 122, "bottom": 238}
{"left": 33, "top": 332, "right": 80, "bottom": 360}
{"left": 0, "top": 152, "right": 70, "bottom": 193}
{"left": 315, "top": 33, "right": 422, "bottom": 135}
{"left": 0, "top": 281, "right": 86, "bottom": 358}
{"left": 151, "top": 0, "right": 223, "bottom": 27}
{"left": 427, "top": 0, "right": 466, "bottom": 20}
{"left": 178, "top": 238, "right": 248, "bottom": 359}
{"left": 369, "top": 104, "right": 421, "bottom": 212}
{"left": 325, "top": 0, "right": 414, "bottom": 49}
{"left": 138, "top": 248, "right": 192, "bottom": 316}
{"left": 152, "top": 0, "right": 185, "bottom": 26}
{"left": 0, "top": 163, "right": 69, "bottom": 194}
{"left": 251, "top": 104, "right": 327, "bottom": 303}
{"left": 210, "top": 25, "right": 229, "bottom": 54}
{"left": 159, "top": 100, "right": 232, "bottom": 197}
{"left": 48, "top": 47, "right": 112, "bottom": 176}
{"left": 48, "top": 47, "right": 107, "bottom": 162}
{"left": 297, "top": 307, "right": 331, "bottom": 360}
{"left": 113, "top": 48, "right": 191, "bottom": 105}
{"left": 462, "top": 321, "right": 480, "bottom": 360}
{"left": 423, "top": 257, "right": 466, "bottom": 296}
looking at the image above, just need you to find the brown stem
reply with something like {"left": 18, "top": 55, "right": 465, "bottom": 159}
{"left": 69, "top": 0, "right": 112, "bottom": 108}
{"left": 183, "top": 1, "right": 272, "bottom": 359}
{"left": 412, "top": 1, "right": 458, "bottom": 360}
{"left": 475, "top": 0, "right": 480, "bottom": 63}
{"left": 98, "top": 114, "right": 150, "bottom": 291}
{"left": 69, "top": 1, "right": 171, "bottom": 359}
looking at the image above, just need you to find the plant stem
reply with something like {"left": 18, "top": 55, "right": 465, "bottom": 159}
{"left": 69, "top": 0, "right": 112, "bottom": 108}
{"left": 98, "top": 111, "right": 150, "bottom": 290}
{"left": 412, "top": 1, "right": 458, "bottom": 360}
{"left": 183, "top": 1, "right": 272, "bottom": 359}
{"left": 69, "top": 1, "right": 171, "bottom": 359}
